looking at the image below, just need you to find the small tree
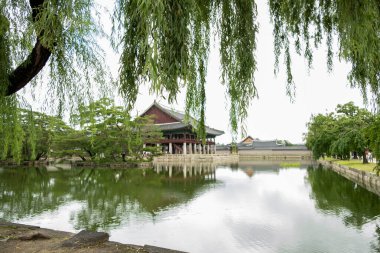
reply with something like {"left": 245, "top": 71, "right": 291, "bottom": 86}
{"left": 61, "top": 98, "right": 162, "bottom": 162}
{"left": 20, "top": 110, "right": 72, "bottom": 161}
{"left": 367, "top": 115, "right": 380, "bottom": 174}
{"left": 305, "top": 102, "right": 373, "bottom": 164}
{"left": 305, "top": 113, "right": 337, "bottom": 159}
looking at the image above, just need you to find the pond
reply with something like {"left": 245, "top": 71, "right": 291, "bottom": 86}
{"left": 0, "top": 161, "right": 379, "bottom": 253}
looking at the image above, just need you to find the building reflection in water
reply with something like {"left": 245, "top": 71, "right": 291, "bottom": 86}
{"left": 153, "top": 162, "right": 217, "bottom": 181}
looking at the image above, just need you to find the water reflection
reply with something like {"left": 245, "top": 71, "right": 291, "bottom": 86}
{"left": 154, "top": 162, "right": 217, "bottom": 180}
{"left": 0, "top": 164, "right": 215, "bottom": 231}
{"left": 0, "top": 161, "right": 379, "bottom": 253}
{"left": 307, "top": 165, "right": 380, "bottom": 252}
{"left": 306, "top": 165, "right": 380, "bottom": 229}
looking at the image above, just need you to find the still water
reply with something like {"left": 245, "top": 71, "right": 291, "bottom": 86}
{"left": 0, "top": 161, "right": 380, "bottom": 253}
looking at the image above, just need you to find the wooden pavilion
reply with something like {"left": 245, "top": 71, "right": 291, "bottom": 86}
{"left": 140, "top": 101, "right": 224, "bottom": 154}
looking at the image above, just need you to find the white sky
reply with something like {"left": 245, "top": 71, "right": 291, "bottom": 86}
{"left": 26, "top": 1, "right": 365, "bottom": 144}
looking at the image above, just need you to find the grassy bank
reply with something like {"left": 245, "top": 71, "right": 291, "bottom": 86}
{"left": 321, "top": 157, "right": 376, "bottom": 173}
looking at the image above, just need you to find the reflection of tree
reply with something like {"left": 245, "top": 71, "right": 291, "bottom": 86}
{"left": 307, "top": 166, "right": 380, "bottom": 228}
{"left": 372, "top": 225, "right": 380, "bottom": 253}
{"left": 0, "top": 167, "right": 213, "bottom": 231}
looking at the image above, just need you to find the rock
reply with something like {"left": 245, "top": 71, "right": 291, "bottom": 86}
{"left": 18, "top": 232, "right": 51, "bottom": 240}
{"left": 61, "top": 230, "right": 109, "bottom": 248}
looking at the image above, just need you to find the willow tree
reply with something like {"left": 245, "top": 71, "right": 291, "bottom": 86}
{"left": 1, "top": 0, "right": 380, "bottom": 160}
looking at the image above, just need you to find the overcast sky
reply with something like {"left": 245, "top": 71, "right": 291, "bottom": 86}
{"left": 26, "top": 1, "right": 365, "bottom": 144}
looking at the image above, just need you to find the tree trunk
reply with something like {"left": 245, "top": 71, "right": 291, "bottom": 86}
{"left": 84, "top": 149, "right": 95, "bottom": 159}
{"left": 363, "top": 149, "right": 369, "bottom": 164}
{"left": 6, "top": 0, "right": 51, "bottom": 96}
{"left": 35, "top": 152, "right": 45, "bottom": 161}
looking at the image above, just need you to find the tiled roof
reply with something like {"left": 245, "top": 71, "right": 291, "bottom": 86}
{"left": 252, "top": 140, "right": 282, "bottom": 149}
{"left": 217, "top": 144, "right": 308, "bottom": 151}
{"left": 218, "top": 141, "right": 308, "bottom": 150}
{"left": 144, "top": 101, "right": 224, "bottom": 136}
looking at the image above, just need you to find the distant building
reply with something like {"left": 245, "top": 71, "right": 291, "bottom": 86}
{"left": 241, "top": 139, "right": 285, "bottom": 150}
{"left": 240, "top": 136, "right": 255, "bottom": 145}
{"left": 217, "top": 136, "right": 308, "bottom": 152}
{"left": 140, "top": 101, "right": 224, "bottom": 154}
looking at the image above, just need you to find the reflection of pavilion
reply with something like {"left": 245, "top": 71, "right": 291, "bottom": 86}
{"left": 154, "top": 162, "right": 216, "bottom": 181}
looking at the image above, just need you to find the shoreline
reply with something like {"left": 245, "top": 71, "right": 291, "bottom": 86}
{"left": 318, "top": 160, "right": 380, "bottom": 196}
{"left": 0, "top": 220, "right": 186, "bottom": 253}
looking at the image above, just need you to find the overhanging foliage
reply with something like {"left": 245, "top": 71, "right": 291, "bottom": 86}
{"left": 0, "top": 0, "right": 379, "bottom": 160}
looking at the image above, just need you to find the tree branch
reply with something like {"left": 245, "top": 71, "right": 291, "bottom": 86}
{"left": 6, "top": 0, "right": 51, "bottom": 96}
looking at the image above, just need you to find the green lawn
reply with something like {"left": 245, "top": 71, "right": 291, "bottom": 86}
{"left": 279, "top": 162, "right": 301, "bottom": 168}
{"left": 321, "top": 157, "right": 376, "bottom": 173}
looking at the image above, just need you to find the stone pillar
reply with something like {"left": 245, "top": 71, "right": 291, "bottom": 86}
{"left": 183, "top": 142, "right": 187, "bottom": 155}
{"left": 189, "top": 143, "right": 192, "bottom": 154}
{"left": 169, "top": 143, "right": 173, "bottom": 154}
{"left": 207, "top": 144, "right": 210, "bottom": 154}
{"left": 198, "top": 144, "right": 202, "bottom": 154}
{"left": 203, "top": 144, "right": 206, "bottom": 154}
{"left": 214, "top": 144, "right": 217, "bottom": 154}
{"left": 143, "top": 144, "right": 146, "bottom": 148}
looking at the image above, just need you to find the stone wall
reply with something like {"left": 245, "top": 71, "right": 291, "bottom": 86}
{"left": 153, "top": 154, "right": 239, "bottom": 163}
{"left": 319, "top": 160, "right": 380, "bottom": 196}
{"left": 215, "top": 149, "right": 313, "bottom": 160}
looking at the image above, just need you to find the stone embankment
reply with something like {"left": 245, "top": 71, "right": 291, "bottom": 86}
{"left": 73, "top": 161, "right": 152, "bottom": 168}
{"left": 153, "top": 154, "right": 239, "bottom": 163}
{"left": 0, "top": 220, "right": 186, "bottom": 253}
{"left": 319, "top": 160, "right": 380, "bottom": 196}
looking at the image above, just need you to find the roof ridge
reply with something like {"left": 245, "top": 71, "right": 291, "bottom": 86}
{"left": 156, "top": 101, "right": 186, "bottom": 115}
{"left": 143, "top": 100, "right": 224, "bottom": 135}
